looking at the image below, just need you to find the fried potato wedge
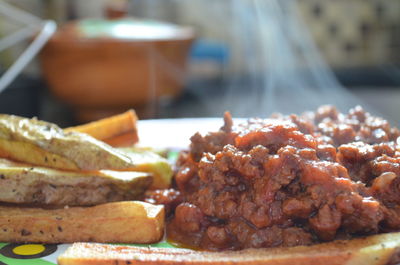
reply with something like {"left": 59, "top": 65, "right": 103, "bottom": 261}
{"left": 104, "top": 131, "right": 138, "bottom": 147}
{"left": 65, "top": 110, "right": 139, "bottom": 147}
{"left": 0, "top": 114, "right": 137, "bottom": 171}
{"left": 0, "top": 201, "right": 164, "bottom": 244}
{"left": 0, "top": 158, "right": 152, "bottom": 206}
{"left": 58, "top": 232, "right": 400, "bottom": 265}
{"left": 118, "top": 147, "right": 173, "bottom": 189}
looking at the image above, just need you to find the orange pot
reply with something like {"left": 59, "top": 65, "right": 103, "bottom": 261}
{"left": 40, "top": 18, "right": 194, "bottom": 122}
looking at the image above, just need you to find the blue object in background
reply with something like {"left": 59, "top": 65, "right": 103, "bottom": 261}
{"left": 190, "top": 39, "right": 229, "bottom": 63}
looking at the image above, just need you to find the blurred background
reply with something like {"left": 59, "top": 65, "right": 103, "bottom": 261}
{"left": 0, "top": 0, "right": 399, "bottom": 126}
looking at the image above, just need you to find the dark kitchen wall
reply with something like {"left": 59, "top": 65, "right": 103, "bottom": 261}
{"left": 297, "top": 0, "right": 400, "bottom": 87}
{"left": 298, "top": 0, "right": 400, "bottom": 68}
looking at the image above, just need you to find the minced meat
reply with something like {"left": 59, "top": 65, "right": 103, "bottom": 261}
{"left": 159, "top": 106, "right": 400, "bottom": 250}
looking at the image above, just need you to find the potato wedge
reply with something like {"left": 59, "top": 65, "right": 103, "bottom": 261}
{"left": 0, "top": 114, "right": 136, "bottom": 171}
{"left": 0, "top": 138, "right": 78, "bottom": 170}
{"left": 65, "top": 110, "right": 138, "bottom": 147}
{"left": 118, "top": 147, "right": 173, "bottom": 189}
{"left": 58, "top": 232, "right": 400, "bottom": 265}
{"left": 103, "top": 131, "right": 138, "bottom": 147}
{"left": 0, "top": 158, "right": 152, "bottom": 206}
{"left": 0, "top": 201, "right": 164, "bottom": 244}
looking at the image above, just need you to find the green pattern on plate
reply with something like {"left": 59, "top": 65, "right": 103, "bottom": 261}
{"left": 0, "top": 255, "right": 54, "bottom": 265}
{"left": 133, "top": 241, "right": 176, "bottom": 248}
{"left": 167, "top": 150, "right": 180, "bottom": 163}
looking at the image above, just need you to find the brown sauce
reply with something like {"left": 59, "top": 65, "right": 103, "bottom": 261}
{"left": 146, "top": 106, "right": 400, "bottom": 250}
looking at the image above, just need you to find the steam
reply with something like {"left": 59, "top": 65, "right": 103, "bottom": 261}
{"left": 133, "top": 0, "right": 387, "bottom": 120}
{"left": 212, "top": 0, "right": 369, "bottom": 117}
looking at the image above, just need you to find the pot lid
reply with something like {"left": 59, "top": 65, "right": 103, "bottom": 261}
{"left": 75, "top": 18, "right": 193, "bottom": 41}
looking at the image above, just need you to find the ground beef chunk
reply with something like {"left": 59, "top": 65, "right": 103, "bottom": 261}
{"left": 166, "top": 105, "right": 400, "bottom": 250}
{"left": 144, "top": 189, "right": 183, "bottom": 216}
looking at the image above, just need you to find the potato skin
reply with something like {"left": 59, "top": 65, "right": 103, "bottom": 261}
{"left": 0, "top": 201, "right": 164, "bottom": 244}
{"left": 0, "top": 158, "right": 152, "bottom": 206}
{"left": 0, "top": 114, "right": 136, "bottom": 171}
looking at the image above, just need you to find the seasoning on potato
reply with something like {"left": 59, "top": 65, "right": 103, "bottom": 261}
{"left": 0, "top": 201, "right": 164, "bottom": 244}
{"left": 0, "top": 114, "right": 137, "bottom": 171}
{"left": 0, "top": 158, "right": 152, "bottom": 206}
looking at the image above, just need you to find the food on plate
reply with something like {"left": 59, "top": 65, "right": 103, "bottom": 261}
{"left": 163, "top": 105, "right": 400, "bottom": 250}
{"left": 0, "top": 201, "right": 164, "bottom": 244}
{"left": 65, "top": 112, "right": 172, "bottom": 190}
{"left": 0, "top": 114, "right": 137, "bottom": 171}
{"left": 5, "top": 105, "right": 400, "bottom": 264}
{"left": 58, "top": 232, "right": 400, "bottom": 265}
{"left": 0, "top": 158, "right": 152, "bottom": 206}
{"left": 119, "top": 147, "right": 173, "bottom": 189}
{"left": 0, "top": 111, "right": 169, "bottom": 245}
{"left": 65, "top": 109, "right": 139, "bottom": 147}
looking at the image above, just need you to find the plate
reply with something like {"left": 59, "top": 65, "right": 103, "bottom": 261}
{"left": 137, "top": 118, "right": 229, "bottom": 149}
{"left": 0, "top": 118, "right": 227, "bottom": 265}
